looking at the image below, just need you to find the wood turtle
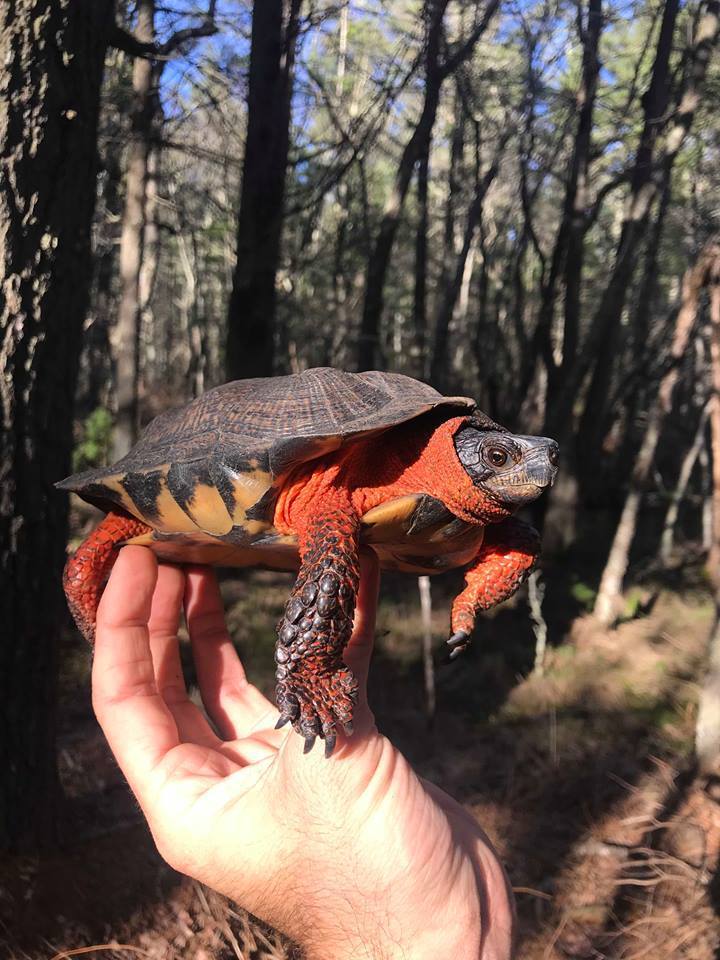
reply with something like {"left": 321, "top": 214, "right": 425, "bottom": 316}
{"left": 59, "top": 368, "right": 559, "bottom": 755}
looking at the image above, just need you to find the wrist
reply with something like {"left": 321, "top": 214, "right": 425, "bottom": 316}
{"left": 298, "top": 895, "right": 483, "bottom": 960}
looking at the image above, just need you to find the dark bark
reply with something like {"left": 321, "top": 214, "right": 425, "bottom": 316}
{"left": 413, "top": 138, "right": 431, "bottom": 371}
{"left": 596, "top": 163, "right": 673, "bottom": 498}
{"left": 225, "top": 0, "right": 303, "bottom": 382}
{"left": 439, "top": 85, "right": 465, "bottom": 298}
{"left": 707, "top": 251, "right": 720, "bottom": 583}
{"left": 357, "top": 0, "right": 500, "bottom": 371}
{"left": 0, "top": 0, "right": 114, "bottom": 851}
{"left": 79, "top": 145, "right": 123, "bottom": 417}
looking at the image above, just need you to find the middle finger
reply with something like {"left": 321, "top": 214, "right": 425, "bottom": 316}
{"left": 148, "top": 563, "right": 220, "bottom": 746}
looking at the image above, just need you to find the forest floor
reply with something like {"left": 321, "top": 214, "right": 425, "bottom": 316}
{"left": 3, "top": 540, "right": 720, "bottom": 960}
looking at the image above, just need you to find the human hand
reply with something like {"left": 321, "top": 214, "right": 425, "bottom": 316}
{"left": 92, "top": 545, "right": 515, "bottom": 960}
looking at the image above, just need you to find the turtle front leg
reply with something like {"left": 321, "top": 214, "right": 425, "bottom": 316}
{"left": 275, "top": 506, "right": 361, "bottom": 757}
{"left": 446, "top": 517, "right": 540, "bottom": 661}
{"left": 63, "top": 510, "right": 151, "bottom": 642}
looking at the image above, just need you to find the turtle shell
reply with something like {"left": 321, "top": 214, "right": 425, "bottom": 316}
{"left": 58, "top": 369, "right": 481, "bottom": 546}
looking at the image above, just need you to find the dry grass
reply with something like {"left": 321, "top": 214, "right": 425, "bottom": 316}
{"left": 4, "top": 565, "right": 720, "bottom": 960}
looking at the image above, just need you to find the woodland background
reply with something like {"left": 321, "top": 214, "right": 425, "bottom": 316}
{"left": 3, "top": 0, "right": 720, "bottom": 956}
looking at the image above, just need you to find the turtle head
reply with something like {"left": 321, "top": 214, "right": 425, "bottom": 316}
{"left": 454, "top": 422, "right": 559, "bottom": 511}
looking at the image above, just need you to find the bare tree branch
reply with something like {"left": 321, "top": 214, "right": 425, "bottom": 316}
{"left": 110, "top": 0, "right": 217, "bottom": 60}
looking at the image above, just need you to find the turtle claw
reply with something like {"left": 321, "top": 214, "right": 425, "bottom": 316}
{"left": 324, "top": 733, "right": 337, "bottom": 758}
{"left": 303, "top": 735, "right": 317, "bottom": 754}
{"left": 439, "top": 630, "right": 471, "bottom": 664}
{"left": 275, "top": 713, "right": 292, "bottom": 730}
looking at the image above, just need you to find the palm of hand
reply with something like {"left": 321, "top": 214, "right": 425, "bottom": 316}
{"left": 93, "top": 546, "right": 514, "bottom": 960}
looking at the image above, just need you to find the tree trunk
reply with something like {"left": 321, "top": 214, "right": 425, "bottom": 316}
{"left": 225, "top": 0, "right": 303, "bottom": 382}
{"left": 578, "top": 165, "right": 673, "bottom": 499}
{"left": 430, "top": 139, "right": 504, "bottom": 389}
{"left": 138, "top": 140, "right": 161, "bottom": 358}
{"left": 593, "top": 243, "right": 719, "bottom": 627}
{"left": 697, "top": 259, "right": 720, "bottom": 775}
{"left": 79, "top": 145, "right": 123, "bottom": 417}
{"left": 357, "top": 77, "right": 442, "bottom": 371}
{"left": 357, "top": 0, "right": 500, "bottom": 371}
{"left": 0, "top": 0, "right": 113, "bottom": 851}
{"left": 550, "top": 0, "right": 719, "bottom": 439}
{"left": 413, "top": 140, "right": 431, "bottom": 373}
{"left": 660, "top": 399, "right": 711, "bottom": 563}
{"left": 524, "top": 0, "right": 603, "bottom": 420}
{"left": 707, "top": 252, "right": 720, "bottom": 579}
{"left": 559, "top": 0, "right": 602, "bottom": 384}
{"left": 113, "top": 0, "right": 157, "bottom": 457}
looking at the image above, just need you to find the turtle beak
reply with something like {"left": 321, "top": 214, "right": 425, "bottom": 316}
{"left": 515, "top": 436, "right": 559, "bottom": 488}
{"left": 483, "top": 436, "right": 559, "bottom": 505}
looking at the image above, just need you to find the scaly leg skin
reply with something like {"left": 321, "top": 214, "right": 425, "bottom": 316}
{"left": 445, "top": 517, "right": 541, "bottom": 661}
{"left": 275, "top": 508, "right": 361, "bottom": 758}
{"left": 63, "top": 510, "right": 151, "bottom": 643}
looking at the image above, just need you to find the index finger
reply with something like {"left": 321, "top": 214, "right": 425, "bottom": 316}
{"left": 92, "top": 545, "right": 181, "bottom": 799}
{"left": 343, "top": 550, "right": 380, "bottom": 686}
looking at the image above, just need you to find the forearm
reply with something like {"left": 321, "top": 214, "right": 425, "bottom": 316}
{"left": 300, "top": 919, "right": 484, "bottom": 960}
{"left": 294, "top": 886, "right": 485, "bottom": 960}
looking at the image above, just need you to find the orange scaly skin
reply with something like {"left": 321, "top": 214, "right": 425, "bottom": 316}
{"left": 274, "top": 497, "right": 361, "bottom": 754}
{"left": 63, "top": 511, "right": 150, "bottom": 643}
{"left": 274, "top": 416, "right": 513, "bottom": 529}
{"left": 450, "top": 518, "right": 540, "bottom": 636}
{"left": 273, "top": 415, "right": 538, "bottom": 738}
{"left": 63, "top": 414, "right": 541, "bottom": 750}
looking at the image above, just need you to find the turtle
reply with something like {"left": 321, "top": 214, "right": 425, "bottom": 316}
{"left": 59, "top": 367, "right": 558, "bottom": 756}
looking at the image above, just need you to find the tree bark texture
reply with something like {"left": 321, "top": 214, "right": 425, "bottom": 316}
{"left": 225, "top": 0, "right": 303, "bottom": 382}
{"left": 593, "top": 242, "right": 719, "bottom": 627}
{"left": 0, "top": 0, "right": 113, "bottom": 851}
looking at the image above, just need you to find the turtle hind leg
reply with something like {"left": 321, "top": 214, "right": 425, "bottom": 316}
{"left": 63, "top": 509, "right": 151, "bottom": 643}
{"left": 275, "top": 506, "right": 360, "bottom": 757}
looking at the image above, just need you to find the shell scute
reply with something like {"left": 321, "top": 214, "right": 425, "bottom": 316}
{"left": 57, "top": 368, "right": 477, "bottom": 536}
{"left": 121, "top": 470, "right": 164, "bottom": 522}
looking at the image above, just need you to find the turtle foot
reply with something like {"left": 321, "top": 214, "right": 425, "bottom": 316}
{"left": 276, "top": 666, "right": 358, "bottom": 757}
{"left": 274, "top": 521, "right": 360, "bottom": 756}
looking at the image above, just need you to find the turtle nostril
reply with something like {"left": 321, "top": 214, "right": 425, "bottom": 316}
{"left": 548, "top": 443, "right": 559, "bottom": 467}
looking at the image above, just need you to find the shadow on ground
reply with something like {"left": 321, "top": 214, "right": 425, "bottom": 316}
{"left": 2, "top": 558, "right": 718, "bottom": 959}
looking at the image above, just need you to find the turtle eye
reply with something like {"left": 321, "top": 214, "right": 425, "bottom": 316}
{"left": 485, "top": 446, "right": 508, "bottom": 468}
